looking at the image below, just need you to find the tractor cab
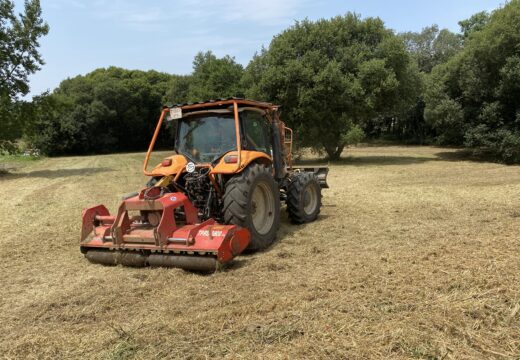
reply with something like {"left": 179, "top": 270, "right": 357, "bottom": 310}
{"left": 174, "top": 109, "right": 272, "bottom": 164}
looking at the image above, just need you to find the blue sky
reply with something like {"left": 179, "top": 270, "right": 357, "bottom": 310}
{"left": 17, "top": 0, "right": 505, "bottom": 97}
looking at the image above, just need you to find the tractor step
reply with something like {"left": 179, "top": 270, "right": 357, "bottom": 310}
{"left": 295, "top": 167, "right": 329, "bottom": 188}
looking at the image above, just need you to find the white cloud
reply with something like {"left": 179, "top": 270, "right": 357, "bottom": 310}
{"left": 45, "top": 0, "right": 87, "bottom": 9}
{"left": 91, "top": 1, "right": 171, "bottom": 31}
{"left": 178, "top": 0, "right": 312, "bottom": 26}
{"left": 84, "top": 0, "right": 312, "bottom": 30}
{"left": 219, "top": 0, "right": 309, "bottom": 25}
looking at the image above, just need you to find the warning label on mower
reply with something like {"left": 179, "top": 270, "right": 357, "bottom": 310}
{"left": 198, "top": 230, "right": 223, "bottom": 237}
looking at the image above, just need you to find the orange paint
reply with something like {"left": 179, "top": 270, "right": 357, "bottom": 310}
{"left": 149, "top": 154, "right": 188, "bottom": 177}
{"left": 233, "top": 101, "right": 242, "bottom": 170}
{"left": 211, "top": 150, "right": 272, "bottom": 174}
{"left": 143, "top": 108, "right": 168, "bottom": 176}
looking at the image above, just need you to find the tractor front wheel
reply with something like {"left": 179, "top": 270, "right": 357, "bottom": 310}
{"left": 223, "top": 163, "right": 280, "bottom": 251}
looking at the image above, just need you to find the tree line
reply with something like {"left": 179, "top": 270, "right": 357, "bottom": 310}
{"left": 2, "top": 0, "right": 520, "bottom": 162}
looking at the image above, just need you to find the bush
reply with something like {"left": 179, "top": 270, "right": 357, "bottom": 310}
{"left": 342, "top": 124, "right": 365, "bottom": 146}
{"left": 499, "top": 131, "right": 520, "bottom": 163}
{"left": 464, "top": 126, "right": 520, "bottom": 164}
{"left": 0, "top": 140, "right": 19, "bottom": 155}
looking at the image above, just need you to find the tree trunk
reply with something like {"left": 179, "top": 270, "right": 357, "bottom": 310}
{"left": 324, "top": 143, "right": 345, "bottom": 161}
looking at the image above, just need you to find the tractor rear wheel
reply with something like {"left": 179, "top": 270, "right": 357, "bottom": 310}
{"left": 286, "top": 172, "right": 321, "bottom": 224}
{"left": 223, "top": 163, "right": 280, "bottom": 251}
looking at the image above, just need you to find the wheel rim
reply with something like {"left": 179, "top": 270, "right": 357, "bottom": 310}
{"left": 303, "top": 184, "right": 318, "bottom": 215}
{"left": 251, "top": 181, "right": 275, "bottom": 235}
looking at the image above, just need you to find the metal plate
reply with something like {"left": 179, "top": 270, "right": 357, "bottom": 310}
{"left": 169, "top": 107, "right": 182, "bottom": 119}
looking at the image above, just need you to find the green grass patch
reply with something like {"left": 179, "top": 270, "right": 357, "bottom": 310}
{"left": 0, "top": 154, "right": 41, "bottom": 162}
{"left": 0, "top": 154, "right": 42, "bottom": 174}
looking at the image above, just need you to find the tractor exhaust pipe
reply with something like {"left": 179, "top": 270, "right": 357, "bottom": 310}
{"left": 271, "top": 113, "right": 285, "bottom": 181}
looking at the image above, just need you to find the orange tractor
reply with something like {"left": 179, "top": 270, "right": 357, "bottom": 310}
{"left": 80, "top": 98, "right": 328, "bottom": 271}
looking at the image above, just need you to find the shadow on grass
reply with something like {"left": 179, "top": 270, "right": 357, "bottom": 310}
{"left": 237, "top": 209, "right": 331, "bottom": 263}
{"left": 223, "top": 257, "right": 252, "bottom": 271}
{"left": 0, "top": 163, "right": 21, "bottom": 176}
{"left": 434, "top": 150, "right": 507, "bottom": 164}
{"left": 4, "top": 167, "right": 113, "bottom": 179}
{"left": 294, "top": 148, "right": 512, "bottom": 167}
{"left": 295, "top": 155, "right": 436, "bottom": 167}
{"left": 341, "top": 155, "right": 436, "bottom": 166}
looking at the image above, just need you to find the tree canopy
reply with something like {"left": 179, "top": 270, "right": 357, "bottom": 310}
{"left": 459, "top": 11, "right": 490, "bottom": 39}
{"left": 0, "top": 0, "right": 48, "bottom": 100}
{"left": 0, "top": 0, "right": 48, "bottom": 150}
{"left": 425, "top": 0, "right": 520, "bottom": 163}
{"left": 165, "top": 51, "right": 244, "bottom": 105}
{"left": 243, "top": 13, "right": 419, "bottom": 159}
{"left": 401, "top": 25, "right": 462, "bottom": 73}
{"left": 6, "top": 2, "right": 520, "bottom": 164}
{"left": 29, "top": 68, "right": 171, "bottom": 155}
{"left": 29, "top": 52, "right": 245, "bottom": 155}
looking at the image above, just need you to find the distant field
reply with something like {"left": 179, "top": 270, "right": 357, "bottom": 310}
{"left": 0, "top": 146, "right": 519, "bottom": 359}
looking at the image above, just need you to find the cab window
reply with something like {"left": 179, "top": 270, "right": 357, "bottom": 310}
{"left": 241, "top": 111, "right": 271, "bottom": 154}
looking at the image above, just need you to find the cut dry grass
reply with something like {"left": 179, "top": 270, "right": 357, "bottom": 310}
{"left": 0, "top": 146, "right": 519, "bottom": 359}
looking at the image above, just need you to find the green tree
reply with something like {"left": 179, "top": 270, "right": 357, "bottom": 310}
{"left": 244, "top": 14, "right": 418, "bottom": 159}
{"left": 165, "top": 74, "right": 191, "bottom": 104}
{"left": 425, "top": 1, "right": 520, "bottom": 163}
{"left": 187, "top": 51, "right": 244, "bottom": 101}
{"left": 29, "top": 67, "right": 173, "bottom": 155}
{"left": 401, "top": 25, "right": 462, "bottom": 73}
{"left": 0, "top": 0, "right": 48, "bottom": 151}
{"left": 30, "top": 51, "right": 246, "bottom": 156}
{"left": 164, "top": 52, "right": 244, "bottom": 105}
{"left": 0, "top": 0, "right": 48, "bottom": 99}
{"left": 459, "top": 11, "right": 490, "bottom": 39}
{"left": 397, "top": 26, "right": 461, "bottom": 144}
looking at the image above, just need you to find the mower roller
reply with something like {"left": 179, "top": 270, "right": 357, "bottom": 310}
{"left": 80, "top": 98, "right": 328, "bottom": 272}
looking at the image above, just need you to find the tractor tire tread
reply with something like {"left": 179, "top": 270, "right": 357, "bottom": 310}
{"left": 223, "top": 163, "right": 280, "bottom": 251}
{"left": 286, "top": 172, "right": 321, "bottom": 224}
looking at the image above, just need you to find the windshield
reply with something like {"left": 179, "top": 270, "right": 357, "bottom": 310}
{"left": 176, "top": 114, "right": 237, "bottom": 163}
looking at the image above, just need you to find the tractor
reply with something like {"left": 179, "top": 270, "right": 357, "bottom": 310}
{"left": 80, "top": 98, "right": 328, "bottom": 272}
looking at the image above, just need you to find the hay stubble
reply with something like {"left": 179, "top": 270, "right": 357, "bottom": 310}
{"left": 0, "top": 147, "right": 519, "bottom": 359}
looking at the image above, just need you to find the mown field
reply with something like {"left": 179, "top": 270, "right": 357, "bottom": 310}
{"left": 0, "top": 146, "right": 519, "bottom": 359}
